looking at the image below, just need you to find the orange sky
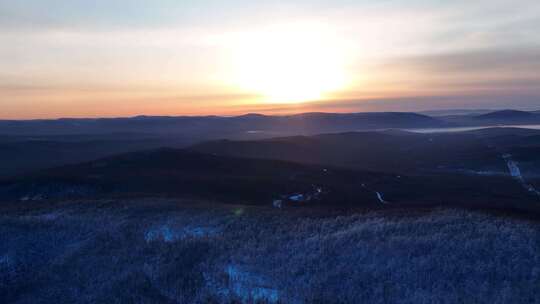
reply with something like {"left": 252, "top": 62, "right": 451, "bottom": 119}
{"left": 1, "top": 1, "right": 539, "bottom": 119}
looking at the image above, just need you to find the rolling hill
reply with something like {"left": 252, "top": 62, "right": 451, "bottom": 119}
{"left": 440, "top": 109, "right": 540, "bottom": 126}
{"left": 0, "top": 135, "right": 190, "bottom": 178}
{"left": 191, "top": 131, "right": 507, "bottom": 175}
{"left": 474, "top": 109, "right": 540, "bottom": 123}
{"left": 0, "top": 112, "right": 448, "bottom": 178}
{"left": 0, "top": 148, "right": 536, "bottom": 211}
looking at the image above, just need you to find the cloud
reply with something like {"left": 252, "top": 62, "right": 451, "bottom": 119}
{"left": 391, "top": 48, "right": 540, "bottom": 74}
{"left": 355, "top": 47, "right": 540, "bottom": 98}
{"left": 244, "top": 94, "right": 540, "bottom": 114}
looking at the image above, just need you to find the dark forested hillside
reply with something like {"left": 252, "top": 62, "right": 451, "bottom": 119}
{"left": 1, "top": 148, "right": 537, "bottom": 212}
{"left": 191, "top": 131, "right": 505, "bottom": 175}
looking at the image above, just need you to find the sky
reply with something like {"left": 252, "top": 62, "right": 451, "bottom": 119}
{"left": 1, "top": 0, "right": 539, "bottom": 119}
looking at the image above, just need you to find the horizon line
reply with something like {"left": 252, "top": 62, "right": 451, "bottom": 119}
{"left": 1, "top": 108, "right": 537, "bottom": 121}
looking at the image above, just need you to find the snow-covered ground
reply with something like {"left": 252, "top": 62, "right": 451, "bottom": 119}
{"left": 222, "top": 265, "right": 280, "bottom": 303}
{"left": 145, "top": 224, "right": 219, "bottom": 243}
{"left": 274, "top": 186, "right": 324, "bottom": 206}
{"left": 503, "top": 154, "right": 540, "bottom": 198}
{"left": 455, "top": 169, "right": 506, "bottom": 176}
{"left": 289, "top": 194, "right": 304, "bottom": 202}
{"left": 376, "top": 192, "right": 387, "bottom": 204}
{"left": 503, "top": 154, "right": 524, "bottom": 181}
{"left": 24, "top": 211, "right": 65, "bottom": 222}
{"left": 362, "top": 184, "right": 389, "bottom": 205}
{"left": 20, "top": 194, "right": 43, "bottom": 202}
{"left": 0, "top": 254, "right": 11, "bottom": 269}
{"left": 2, "top": 201, "right": 540, "bottom": 303}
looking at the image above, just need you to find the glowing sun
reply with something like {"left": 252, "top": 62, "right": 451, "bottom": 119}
{"left": 226, "top": 23, "right": 350, "bottom": 104}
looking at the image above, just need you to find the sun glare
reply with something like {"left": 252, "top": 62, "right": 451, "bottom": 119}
{"left": 225, "top": 23, "right": 350, "bottom": 104}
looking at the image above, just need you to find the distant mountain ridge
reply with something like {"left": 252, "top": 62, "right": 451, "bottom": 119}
{"left": 4, "top": 110, "right": 540, "bottom": 137}
{"left": 475, "top": 110, "right": 537, "bottom": 120}
{"left": 0, "top": 112, "right": 446, "bottom": 136}
{"left": 420, "top": 109, "right": 494, "bottom": 116}
{"left": 439, "top": 109, "right": 540, "bottom": 126}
